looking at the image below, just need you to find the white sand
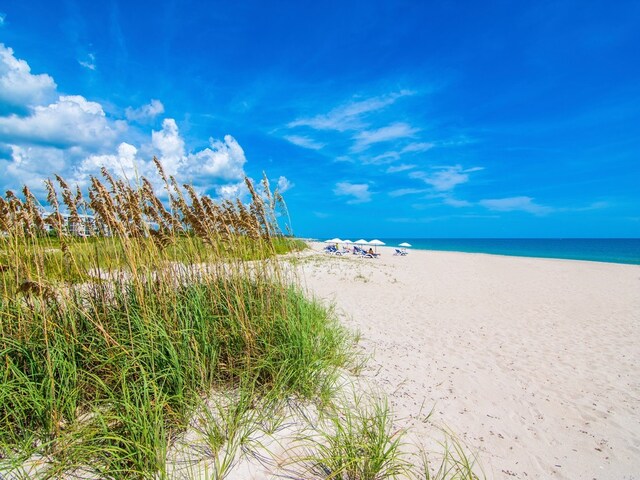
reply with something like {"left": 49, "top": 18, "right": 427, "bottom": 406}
{"left": 295, "top": 243, "right": 640, "bottom": 480}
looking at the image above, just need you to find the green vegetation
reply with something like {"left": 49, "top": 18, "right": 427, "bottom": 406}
{"left": 306, "top": 396, "right": 411, "bottom": 480}
{"left": 0, "top": 161, "right": 481, "bottom": 478}
{"left": 0, "top": 163, "right": 349, "bottom": 478}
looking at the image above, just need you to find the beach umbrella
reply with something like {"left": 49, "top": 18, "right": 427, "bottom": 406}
{"left": 369, "top": 239, "right": 385, "bottom": 253}
{"left": 343, "top": 239, "right": 353, "bottom": 244}
{"left": 398, "top": 241, "right": 412, "bottom": 254}
{"left": 324, "top": 238, "right": 344, "bottom": 243}
{"left": 353, "top": 239, "right": 369, "bottom": 252}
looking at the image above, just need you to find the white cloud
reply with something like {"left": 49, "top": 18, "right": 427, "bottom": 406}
{"left": 0, "top": 43, "right": 257, "bottom": 202}
{"left": 76, "top": 142, "right": 141, "bottom": 185}
{"left": 215, "top": 181, "right": 248, "bottom": 200}
{"left": 283, "top": 134, "right": 324, "bottom": 150}
{"left": 334, "top": 181, "right": 372, "bottom": 204}
{"left": 288, "top": 90, "right": 414, "bottom": 132}
{"left": 125, "top": 99, "right": 165, "bottom": 122}
{"left": 386, "top": 163, "right": 416, "bottom": 173}
{"left": 0, "top": 44, "right": 57, "bottom": 113}
{"left": 185, "top": 135, "right": 246, "bottom": 182}
{"left": 151, "top": 118, "right": 185, "bottom": 175}
{"left": 366, "top": 142, "right": 434, "bottom": 165}
{"left": 388, "top": 188, "right": 427, "bottom": 198}
{"left": 1, "top": 113, "right": 250, "bottom": 197}
{"left": 479, "top": 196, "right": 553, "bottom": 215}
{"left": 401, "top": 142, "right": 434, "bottom": 153}
{"left": 351, "top": 122, "right": 418, "bottom": 152}
{"left": 443, "top": 196, "right": 472, "bottom": 208}
{"left": 78, "top": 53, "right": 96, "bottom": 71}
{"left": 276, "top": 176, "right": 293, "bottom": 193}
{"left": 368, "top": 151, "right": 400, "bottom": 164}
{"left": 0, "top": 95, "right": 125, "bottom": 148}
{"left": 1, "top": 145, "right": 67, "bottom": 194}
{"left": 410, "top": 165, "right": 482, "bottom": 191}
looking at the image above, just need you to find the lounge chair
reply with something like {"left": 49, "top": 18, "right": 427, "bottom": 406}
{"left": 352, "top": 247, "right": 377, "bottom": 258}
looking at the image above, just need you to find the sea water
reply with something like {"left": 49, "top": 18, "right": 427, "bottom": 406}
{"left": 379, "top": 238, "right": 640, "bottom": 265}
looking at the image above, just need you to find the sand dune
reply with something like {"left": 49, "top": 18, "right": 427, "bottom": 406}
{"left": 296, "top": 244, "right": 640, "bottom": 479}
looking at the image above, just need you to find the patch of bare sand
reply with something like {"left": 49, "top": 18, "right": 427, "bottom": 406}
{"left": 295, "top": 243, "right": 640, "bottom": 480}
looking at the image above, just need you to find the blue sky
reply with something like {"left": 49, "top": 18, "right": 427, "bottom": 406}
{"left": 0, "top": 1, "right": 639, "bottom": 238}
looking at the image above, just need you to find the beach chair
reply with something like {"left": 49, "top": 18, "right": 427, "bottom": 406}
{"left": 324, "top": 245, "right": 338, "bottom": 254}
{"left": 394, "top": 248, "right": 408, "bottom": 256}
{"left": 354, "top": 248, "right": 377, "bottom": 259}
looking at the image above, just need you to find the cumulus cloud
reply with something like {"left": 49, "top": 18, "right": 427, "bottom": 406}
{"left": 288, "top": 90, "right": 414, "bottom": 132}
{"left": 1, "top": 145, "right": 67, "bottom": 194}
{"left": 185, "top": 135, "right": 246, "bottom": 182}
{"left": 0, "top": 44, "right": 57, "bottom": 114}
{"left": 76, "top": 142, "right": 141, "bottom": 185}
{"left": 215, "top": 181, "right": 249, "bottom": 200}
{"left": 0, "top": 95, "right": 125, "bottom": 149}
{"left": 1, "top": 112, "right": 249, "bottom": 198}
{"left": 151, "top": 119, "right": 185, "bottom": 175}
{"left": 0, "top": 43, "right": 265, "bottom": 203}
{"left": 410, "top": 165, "right": 482, "bottom": 191}
{"left": 479, "top": 196, "right": 553, "bottom": 215}
{"left": 125, "top": 99, "right": 165, "bottom": 122}
{"left": 283, "top": 134, "right": 324, "bottom": 150}
{"left": 351, "top": 122, "right": 418, "bottom": 152}
{"left": 276, "top": 176, "right": 293, "bottom": 193}
{"left": 334, "top": 181, "right": 372, "bottom": 204}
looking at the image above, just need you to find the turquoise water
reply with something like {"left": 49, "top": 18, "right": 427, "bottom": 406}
{"left": 378, "top": 238, "right": 640, "bottom": 265}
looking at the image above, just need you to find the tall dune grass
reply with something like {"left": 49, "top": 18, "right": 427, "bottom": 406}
{"left": 0, "top": 160, "right": 483, "bottom": 479}
{"left": 0, "top": 161, "right": 352, "bottom": 477}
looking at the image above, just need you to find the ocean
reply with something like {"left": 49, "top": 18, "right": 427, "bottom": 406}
{"left": 378, "top": 238, "right": 640, "bottom": 265}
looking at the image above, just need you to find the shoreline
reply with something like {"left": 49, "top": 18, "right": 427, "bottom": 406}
{"left": 305, "top": 238, "right": 640, "bottom": 266}
{"left": 296, "top": 243, "right": 640, "bottom": 479}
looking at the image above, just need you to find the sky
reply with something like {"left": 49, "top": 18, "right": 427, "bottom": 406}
{"left": 0, "top": 1, "right": 639, "bottom": 238}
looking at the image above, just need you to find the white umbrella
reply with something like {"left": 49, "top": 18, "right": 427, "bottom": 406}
{"left": 368, "top": 239, "right": 385, "bottom": 253}
{"left": 343, "top": 239, "right": 353, "bottom": 244}
{"left": 353, "top": 239, "right": 369, "bottom": 253}
{"left": 398, "top": 242, "right": 412, "bottom": 247}
{"left": 324, "top": 238, "right": 344, "bottom": 243}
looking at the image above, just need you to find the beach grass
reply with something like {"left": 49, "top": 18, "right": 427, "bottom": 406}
{"left": 0, "top": 163, "right": 352, "bottom": 478}
{"left": 0, "top": 161, "right": 482, "bottom": 478}
{"left": 305, "top": 395, "right": 411, "bottom": 480}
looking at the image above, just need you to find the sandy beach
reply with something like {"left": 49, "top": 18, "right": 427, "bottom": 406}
{"left": 295, "top": 243, "right": 640, "bottom": 480}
